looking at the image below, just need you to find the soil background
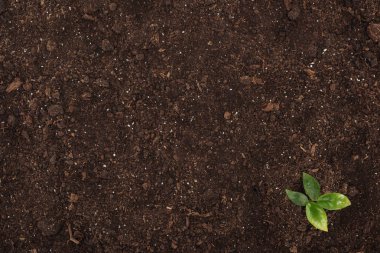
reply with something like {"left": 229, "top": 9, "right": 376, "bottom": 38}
{"left": 1, "top": 0, "right": 380, "bottom": 252}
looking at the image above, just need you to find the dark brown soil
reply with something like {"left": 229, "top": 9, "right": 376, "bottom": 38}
{"left": 1, "top": 1, "right": 380, "bottom": 252}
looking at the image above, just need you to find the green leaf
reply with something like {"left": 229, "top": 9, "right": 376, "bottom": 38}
{"left": 286, "top": 189, "right": 309, "bottom": 206}
{"left": 306, "top": 202, "right": 328, "bottom": 232}
{"left": 317, "top": 193, "right": 351, "bottom": 210}
{"left": 303, "top": 172, "right": 321, "bottom": 201}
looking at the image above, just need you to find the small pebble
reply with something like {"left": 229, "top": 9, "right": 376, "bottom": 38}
{"left": 21, "top": 130, "right": 31, "bottom": 142}
{"left": 23, "top": 82, "right": 32, "bottom": 91}
{"left": 109, "top": 3, "right": 117, "bottom": 11}
{"left": 224, "top": 111, "right": 232, "bottom": 120}
{"left": 288, "top": 5, "right": 300, "bottom": 21}
{"left": 7, "top": 114, "right": 16, "bottom": 126}
{"left": 101, "top": 39, "right": 113, "bottom": 51}
{"left": 142, "top": 182, "right": 150, "bottom": 190}
{"left": 136, "top": 54, "right": 144, "bottom": 61}
{"left": 81, "top": 75, "right": 90, "bottom": 83}
{"left": 112, "top": 23, "right": 122, "bottom": 34}
{"left": 56, "top": 119, "right": 65, "bottom": 129}
{"left": 46, "top": 40, "right": 57, "bottom": 52}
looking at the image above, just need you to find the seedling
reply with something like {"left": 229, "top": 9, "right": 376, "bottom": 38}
{"left": 285, "top": 172, "right": 351, "bottom": 232}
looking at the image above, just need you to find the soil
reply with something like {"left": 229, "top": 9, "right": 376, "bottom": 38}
{"left": 1, "top": 0, "right": 380, "bottom": 252}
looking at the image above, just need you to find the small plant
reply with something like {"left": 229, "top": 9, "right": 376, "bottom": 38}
{"left": 285, "top": 172, "right": 351, "bottom": 232}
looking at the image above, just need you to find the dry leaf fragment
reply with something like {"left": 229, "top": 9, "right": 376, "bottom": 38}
{"left": 6, "top": 78, "right": 22, "bottom": 93}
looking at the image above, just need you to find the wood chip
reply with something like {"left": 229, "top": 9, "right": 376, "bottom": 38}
{"left": 252, "top": 76, "right": 264, "bottom": 85}
{"left": 262, "top": 102, "right": 280, "bottom": 112}
{"left": 240, "top": 76, "right": 264, "bottom": 85}
{"left": 310, "top": 143, "right": 318, "bottom": 157}
{"left": 239, "top": 76, "right": 251, "bottom": 85}
{"left": 289, "top": 245, "right": 298, "bottom": 253}
{"left": 171, "top": 240, "right": 178, "bottom": 249}
{"left": 330, "top": 83, "right": 337, "bottom": 91}
{"left": 295, "top": 95, "right": 304, "bottom": 102}
{"left": 81, "top": 92, "right": 92, "bottom": 100}
{"left": 83, "top": 13, "right": 96, "bottom": 21}
{"left": 46, "top": 40, "right": 57, "bottom": 52}
{"left": 151, "top": 33, "right": 160, "bottom": 46}
{"left": 304, "top": 69, "right": 316, "bottom": 80}
{"left": 6, "top": 78, "right": 22, "bottom": 93}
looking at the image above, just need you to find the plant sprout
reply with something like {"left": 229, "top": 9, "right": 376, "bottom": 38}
{"left": 286, "top": 172, "right": 351, "bottom": 232}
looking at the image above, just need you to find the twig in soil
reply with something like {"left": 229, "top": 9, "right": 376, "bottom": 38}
{"left": 264, "top": 219, "right": 274, "bottom": 225}
{"left": 185, "top": 208, "right": 212, "bottom": 217}
{"left": 66, "top": 223, "right": 80, "bottom": 244}
{"left": 299, "top": 145, "right": 308, "bottom": 153}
